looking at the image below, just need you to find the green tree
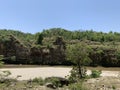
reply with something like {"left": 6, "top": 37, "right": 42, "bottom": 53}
{"left": 37, "top": 33, "right": 43, "bottom": 45}
{"left": 66, "top": 43, "right": 91, "bottom": 78}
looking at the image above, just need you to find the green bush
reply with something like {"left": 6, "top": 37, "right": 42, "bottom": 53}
{"left": 32, "top": 77, "right": 44, "bottom": 85}
{"left": 112, "top": 85, "right": 116, "bottom": 90}
{"left": 67, "top": 67, "right": 88, "bottom": 83}
{"left": 90, "top": 70, "right": 102, "bottom": 78}
{"left": 67, "top": 67, "right": 79, "bottom": 83}
{"left": 45, "top": 77, "right": 61, "bottom": 87}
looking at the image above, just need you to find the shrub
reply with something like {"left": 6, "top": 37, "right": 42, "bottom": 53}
{"left": 67, "top": 67, "right": 79, "bottom": 83}
{"left": 67, "top": 67, "right": 87, "bottom": 83}
{"left": 112, "top": 85, "right": 116, "bottom": 90}
{"left": 45, "top": 77, "right": 61, "bottom": 88}
{"left": 32, "top": 77, "right": 44, "bottom": 85}
{"left": 90, "top": 70, "right": 102, "bottom": 78}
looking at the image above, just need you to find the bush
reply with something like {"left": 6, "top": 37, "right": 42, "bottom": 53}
{"left": 67, "top": 67, "right": 87, "bottom": 83}
{"left": 67, "top": 67, "right": 79, "bottom": 83}
{"left": 45, "top": 77, "right": 61, "bottom": 88}
{"left": 112, "top": 85, "right": 116, "bottom": 90}
{"left": 32, "top": 77, "right": 44, "bottom": 85}
{"left": 90, "top": 70, "right": 102, "bottom": 78}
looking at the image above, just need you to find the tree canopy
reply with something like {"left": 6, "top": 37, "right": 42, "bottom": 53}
{"left": 66, "top": 43, "right": 91, "bottom": 78}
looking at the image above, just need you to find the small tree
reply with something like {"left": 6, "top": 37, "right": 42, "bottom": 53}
{"left": 66, "top": 43, "right": 91, "bottom": 79}
{"left": 37, "top": 33, "right": 43, "bottom": 45}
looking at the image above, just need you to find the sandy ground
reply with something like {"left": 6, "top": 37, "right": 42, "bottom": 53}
{"left": 0, "top": 67, "right": 119, "bottom": 80}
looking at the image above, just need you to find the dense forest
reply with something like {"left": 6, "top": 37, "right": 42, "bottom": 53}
{"left": 0, "top": 28, "right": 120, "bottom": 67}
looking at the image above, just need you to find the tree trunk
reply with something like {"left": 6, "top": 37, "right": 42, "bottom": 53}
{"left": 78, "top": 61, "right": 83, "bottom": 78}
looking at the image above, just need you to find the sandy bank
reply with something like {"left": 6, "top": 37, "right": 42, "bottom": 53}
{"left": 0, "top": 67, "right": 119, "bottom": 80}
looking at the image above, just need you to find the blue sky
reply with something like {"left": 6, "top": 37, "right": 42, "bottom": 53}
{"left": 0, "top": 0, "right": 120, "bottom": 33}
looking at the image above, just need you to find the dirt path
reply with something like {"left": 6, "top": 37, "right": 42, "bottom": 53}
{"left": 0, "top": 67, "right": 119, "bottom": 80}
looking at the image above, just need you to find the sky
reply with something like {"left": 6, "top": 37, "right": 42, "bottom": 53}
{"left": 0, "top": 0, "right": 120, "bottom": 34}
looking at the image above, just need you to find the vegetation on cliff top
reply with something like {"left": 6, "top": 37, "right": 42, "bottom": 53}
{"left": 0, "top": 28, "right": 120, "bottom": 67}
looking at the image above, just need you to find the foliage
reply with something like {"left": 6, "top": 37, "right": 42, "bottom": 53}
{"left": 0, "top": 28, "right": 120, "bottom": 67}
{"left": 42, "top": 28, "right": 120, "bottom": 42}
{"left": 89, "top": 48, "right": 103, "bottom": 66}
{"left": 36, "top": 33, "right": 43, "bottom": 45}
{"left": 45, "top": 77, "right": 61, "bottom": 88}
{"left": 66, "top": 43, "right": 91, "bottom": 78}
{"left": 32, "top": 77, "right": 44, "bottom": 85}
{"left": 0, "top": 55, "right": 4, "bottom": 67}
{"left": 0, "top": 29, "right": 35, "bottom": 46}
{"left": 112, "top": 85, "right": 116, "bottom": 90}
{"left": 67, "top": 66, "right": 87, "bottom": 83}
{"left": 90, "top": 70, "right": 102, "bottom": 78}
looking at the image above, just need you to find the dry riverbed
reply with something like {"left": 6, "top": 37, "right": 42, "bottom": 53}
{"left": 0, "top": 67, "right": 119, "bottom": 80}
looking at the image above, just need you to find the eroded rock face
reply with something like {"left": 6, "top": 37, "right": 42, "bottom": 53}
{"left": 0, "top": 35, "right": 67, "bottom": 65}
{"left": 30, "top": 45, "right": 66, "bottom": 65}
{"left": 29, "top": 36, "right": 67, "bottom": 65}
{"left": 0, "top": 35, "right": 30, "bottom": 64}
{"left": 0, "top": 34, "right": 120, "bottom": 66}
{"left": 30, "top": 46, "right": 50, "bottom": 64}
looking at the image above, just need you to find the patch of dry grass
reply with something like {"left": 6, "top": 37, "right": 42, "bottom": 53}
{"left": 85, "top": 76, "right": 120, "bottom": 90}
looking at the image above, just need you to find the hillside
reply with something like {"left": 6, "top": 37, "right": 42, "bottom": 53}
{"left": 0, "top": 28, "right": 120, "bottom": 67}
